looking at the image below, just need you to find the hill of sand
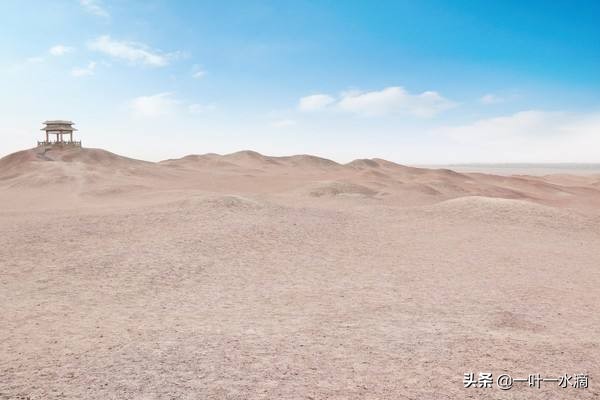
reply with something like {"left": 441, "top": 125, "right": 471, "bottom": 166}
{"left": 3, "top": 147, "right": 600, "bottom": 211}
{"left": 1, "top": 146, "right": 599, "bottom": 399}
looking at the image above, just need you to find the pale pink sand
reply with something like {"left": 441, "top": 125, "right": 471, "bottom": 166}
{"left": 1, "top": 147, "right": 599, "bottom": 399}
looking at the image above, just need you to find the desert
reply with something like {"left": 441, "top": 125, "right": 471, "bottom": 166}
{"left": 1, "top": 145, "right": 599, "bottom": 399}
{"left": 4, "top": 1, "right": 600, "bottom": 398}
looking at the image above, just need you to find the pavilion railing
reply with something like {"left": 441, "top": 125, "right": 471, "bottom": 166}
{"left": 38, "top": 141, "right": 82, "bottom": 147}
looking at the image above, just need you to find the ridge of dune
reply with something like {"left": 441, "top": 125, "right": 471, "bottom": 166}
{"left": 159, "top": 153, "right": 239, "bottom": 169}
{"left": 371, "top": 158, "right": 406, "bottom": 168}
{"left": 427, "top": 168, "right": 470, "bottom": 179}
{"left": 0, "top": 148, "right": 43, "bottom": 171}
{"left": 0, "top": 146, "right": 152, "bottom": 170}
{"left": 222, "top": 150, "right": 283, "bottom": 166}
{"left": 2, "top": 147, "right": 600, "bottom": 213}
{"left": 302, "top": 180, "right": 379, "bottom": 198}
{"left": 346, "top": 158, "right": 422, "bottom": 173}
{"left": 347, "top": 158, "right": 456, "bottom": 180}
{"left": 434, "top": 195, "right": 558, "bottom": 210}
{"left": 346, "top": 159, "right": 381, "bottom": 169}
{"left": 222, "top": 151, "right": 342, "bottom": 169}
{"left": 422, "top": 195, "right": 594, "bottom": 228}
{"left": 277, "top": 154, "right": 341, "bottom": 168}
{"left": 0, "top": 147, "right": 168, "bottom": 193}
{"left": 160, "top": 153, "right": 217, "bottom": 164}
{"left": 161, "top": 151, "right": 341, "bottom": 170}
{"left": 426, "top": 195, "right": 563, "bottom": 217}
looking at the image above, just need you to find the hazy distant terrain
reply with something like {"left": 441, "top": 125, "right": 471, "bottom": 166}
{"left": 427, "top": 163, "right": 600, "bottom": 176}
{"left": 1, "top": 146, "right": 599, "bottom": 399}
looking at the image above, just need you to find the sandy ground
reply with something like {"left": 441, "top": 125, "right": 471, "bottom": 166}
{"left": 1, "top": 146, "right": 599, "bottom": 399}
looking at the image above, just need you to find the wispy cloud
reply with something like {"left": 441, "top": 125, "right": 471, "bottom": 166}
{"left": 71, "top": 61, "right": 96, "bottom": 77}
{"left": 130, "top": 93, "right": 214, "bottom": 118}
{"left": 129, "top": 93, "right": 180, "bottom": 118}
{"left": 435, "top": 110, "right": 600, "bottom": 162}
{"left": 49, "top": 45, "right": 74, "bottom": 56}
{"left": 25, "top": 56, "right": 44, "bottom": 64}
{"left": 270, "top": 119, "right": 296, "bottom": 128}
{"left": 338, "top": 87, "right": 455, "bottom": 117}
{"left": 80, "top": 0, "right": 109, "bottom": 18}
{"left": 299, "top": 86, "right": 455, "bottom": 117}
{"left": 88, "top": 35, "right": 173, "bottom": 67}
{"left": 191, "top": 66, "right": 206, "bottom": 79}
{"left": 441, "top": 110, "right": 559, "bottom": 141}
{"left": 10, "top": 45, "right": 74, "bottom": 72}
{"left": 479, "top": 93, "right": 504, "bottom": 105}
{"left": 298, "top": 94, "right": 335, "bottom": 111}
{"left": 188, "top": 103, "right": 216, "bottom": 114}
{"left": 192, "top": 70, "right": 206, "bottom": 79}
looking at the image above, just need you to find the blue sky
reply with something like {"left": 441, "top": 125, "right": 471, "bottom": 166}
{"left": 1, "top": 0, "right": 599, "bottom": 162}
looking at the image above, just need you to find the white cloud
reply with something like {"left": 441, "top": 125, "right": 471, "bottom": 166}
{"left": 71, "top": 61, "right": 96, "bottom": 77}
{"left": 25, "top": 56, "right": 44, "bottom": 64}
{"left": 49, "top": 45, "right": 74, "bottom": 56}
{"left": 480, "top": 93, "right": 504, "bottom": 105}
{"left": 192, "top": 69, "right": 206, "bottom": 79}
{"left": 436, "top": 110, "right": 600, "bottom": 162}
{"left": 80, "top": 0, "right": 109, "bottom": 18}
{"left": 270, "top": 119, "right": 296, "bottom": 128}
{"left": 188, "top": 103, "right": 216, "bottom": 114}
{"left": 441, "top": 110, "right": 561, "bottom": 141}
{"left": 88, "top": 35, "right": 171, "bottom": 67}
{"left": 298, "top": 94, "right": 335, "bottom": 111}
{"left": 129, "top": 94, "right": 216, "bottom": 118}
{"left": 6, "top": 56, "right": 44, "bottom": 72}
{"left": 337, "top": 86, "right": 455, "bottom": 117}
{"left": 129, "top": 93, "right": 180, "bottom": 118}
{"left": 298, "top": 87, "right": 455, "bottom": 117}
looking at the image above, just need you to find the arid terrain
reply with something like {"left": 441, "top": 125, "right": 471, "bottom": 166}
{"left": 1, "top": 146, "right": 599, "bottom": 399}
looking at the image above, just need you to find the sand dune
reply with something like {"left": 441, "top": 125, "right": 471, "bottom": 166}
{"left": 160, "top": 153, "right": 240, "bottom": 169}
{"left": 0, "top": 147, "right": 162, "bottom": 184}
{"left": 424, "top": 196, "right": 585, "bottom": 226}
{"left": 3, "top": 147, "right": 600, "bottom": 211}
{"left": 1, "top": 146, "right": 149, "bottom": 169}
{"left": 302, "top": 180, "right": 380, "bottom": 198}
{"left": 163, "top": 150, "right": 342, "bottom": 170}
{"left": 1, "top": 146, "right": 600, "bottom": 399}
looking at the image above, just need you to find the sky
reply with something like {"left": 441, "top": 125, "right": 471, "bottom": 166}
{"left": 1, "top": 0, "right": 599, "bottom": 163}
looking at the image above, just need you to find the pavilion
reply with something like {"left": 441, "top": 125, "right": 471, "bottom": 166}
{"left": 38, "top": 120, "right": 81, "bottom": 147}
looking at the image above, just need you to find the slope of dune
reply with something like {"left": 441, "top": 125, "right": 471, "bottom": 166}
{"left": 278, "top": 154, "right": 341, "bottom": 169}
{"left": 424, "top": 196, "right": 580, "bottom": 224}
{"left": 2, "top": 146, "right": 600, "bottom": 400}
{"left": 159, "top": 153, "right": 239, "bottom": 169}
{"left": 222, "top": 150, "right": 283, "bottom": 167}
{"left": 346, "top": 158, "right": 381, "bottom": 169}
{"left": 1, "top": 147, "right": 600, "bottom": 212}
{"left": 0, "top": 146, "right": 154, "bottom": 174}
{"left": 304, "top": 181, "right": 379, "bottom": 198}
{"left": 0, "top": 147, "right": 173, "bottom": 205}
{"left": 162, "top": 151, "right": 342, "bottom": 170}
{"left": 0, "top": 148, "right": 44, "bottom": 170}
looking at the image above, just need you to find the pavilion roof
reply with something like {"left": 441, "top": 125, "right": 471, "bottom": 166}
{"left": 43, "top": 120, "right": 75, "bottom": 125}
{"left": 41, "top": 120, "right": 78, "bottom": 131}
